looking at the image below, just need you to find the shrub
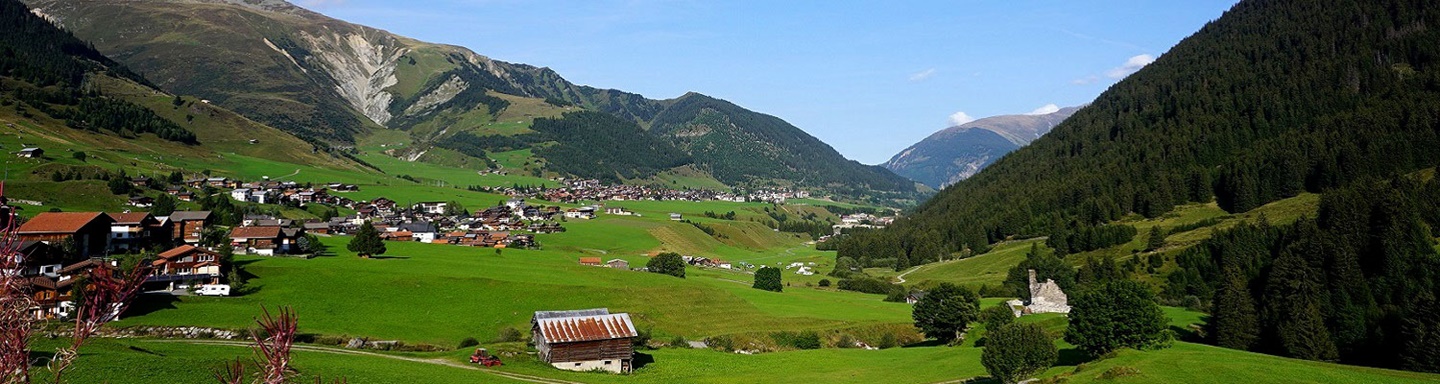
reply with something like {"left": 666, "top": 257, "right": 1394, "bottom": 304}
{"left": 981, "top": 304, "right": 1016, "bottom": 331}
{"left": 982, "top": 323, "right": 1058, "bottom": 384}
{"left": 670, "top": 335, "right": 687, "bottom": 348}
{"left": 494, "top": 327, "right": 523, "bottom": 343}
{"left": 458, "top": 337, "right": 479, "bottom": 349}
{"left": 818, "top": 279, "right": 832, "bottom": 287}
{"left": 753, "top": 266, "right": 782, "bottom": 292}
{"left": 646, "top": 252, "right": 686, "bottom": 278}
{"left": 1065, "top": 280, "right": 1171, "bottom": 356}
{"left": 912, "top": 283, "right": 982, "bottom": 344}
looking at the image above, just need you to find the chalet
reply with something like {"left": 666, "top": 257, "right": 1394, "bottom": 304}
{"left": 106, "top": 212, "right": 161, "bottom": 253}
{"left": 579, "top": 257, "right": 602, "bottom": 266}
{"left": 399, "top": 222, "right": 438, "bottom": 243}
{"left": 302, "top": 221, "right": 331, "bottom": 235}
{"left": 17, "top": 241, "right": 65, "bottom": 278}
{"left": 230, "top": 188, "right": 251, "bottom": 202}
{"left": 532, "top": 309, "right": 637, "bottom": 373}
{"left": 905, "top": 290, "right": 927, "bottom": 305}
{"left": 175, "top": 190, "right": 196, "bottom": 202}
{"left": 206, "top": 177, "right": 233, "bottom": 188}
{"left": 415, "top": 201, "right": 448, "bottom": 215}
{"left": 148, "top": 245, "right": 222, "bottom": 290}
{"left": 18, "top": 212, "right": 114, "bottom": 257}
{"left": 668, "top": 213, "right": 682, "bottom": 221}
{"left": 382, "top": 230, "right": 414, "bottom": 242}
{"left": 505, "top": 198, "right": 526, "bottom": 210}
{"left": 130, "top": 176, "right": 154, "bottom": 188}
{"left": 25, "top": 276, "right": 74, "bottom": 319}
{"left": 168, "top": 211, "right": 213, "bottom": 245}
{"left": 605, "top": 259, "right": 629, "bottom": 269}
{"left": 229, "top": 226, "right": 294, "bottom": 256}
{"left": 17, "top": 147, "right": 42, "bottom": 158}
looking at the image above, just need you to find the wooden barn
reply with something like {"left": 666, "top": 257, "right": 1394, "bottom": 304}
{"left": 532, "top": 308, "right": 637, "bottom": 373}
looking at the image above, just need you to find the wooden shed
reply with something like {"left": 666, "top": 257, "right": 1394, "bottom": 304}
{"left": 532, "top": 308, "right": 637, "bottom": 373}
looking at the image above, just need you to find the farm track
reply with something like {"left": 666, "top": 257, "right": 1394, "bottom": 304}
{"left": 143, "top": 339, "right": 587, "bottom": 384}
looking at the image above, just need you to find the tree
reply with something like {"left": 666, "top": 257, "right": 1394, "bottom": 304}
{"left": 1210, "top": 266, "right": 1259, "bottom": 350}
{"left": 981, "top": 304, "right": 1016, "bottom": 331}
{"left": 106, "top": 176, "right": 130, "bottom": 195}
{"left": 912, "top": 283, "right": 981, "bottom": 344}
{"left": 151, "top": 193, "right": 176, "bottom": 216}
{"left": 1146, "top": 225, "right": 1165, "bottom": 251}
{"left": 1004, "top": 244, "right": 1075, "bottom": 297}
{"left": 753, "top": 266, "right": 782, "bottom": 292}
{"left": 1065, "top": 280, "right": 1171, "bottom": 356}
{"left": 646, "top": 252, "right": 685, "bottom": 278}
{"left": 982, "top": 323, "right": 1058, "bottom": 384}
{"left": 347, "top": 221, "right": 386, "bottom": 258}
{"left": 71, "top": 151, "right": 86, "bottom": 162}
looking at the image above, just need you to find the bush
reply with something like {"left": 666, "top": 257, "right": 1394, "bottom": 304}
{"left": 647, "top": 252, "right": 686, "bottom": 278}
{"left": 706, "top": 335, "right": 735, "bottom": 351}
{"left": 912, "top": 283, "right": 982, "bottom": 344}
{"left": 1065, "top": 280, "right": 1171, "bottom": 356}
{"left": 753, "top": 266, "right": 783, "bottom": 292}
{"left": 818, "top": 278, "right": 832, "bottom": 287}
{"left": 632, "top": 327, "right": 653, "bottom": 348}
{"left": 772, "top": 331, "right": 821, "bottom": 350}
{"left": 494, "top": 327, "right": 523, "bottom": 343}
{"left": 670, "top": 335, "right": 688, "bottom": 348}
{"left": 982, "top": 323, "right": 1058, "bottom": 384}
{"left": 981, "top": 304, "right": 1016, "bottom": 331}
{"left": 458, "top": 337, "right": 479, "bottom": 349}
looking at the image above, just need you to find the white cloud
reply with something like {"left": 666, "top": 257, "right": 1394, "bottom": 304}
{"left": 1071, "top": 75, "right": 1099, "bottom": 85}
{"left": 948, "top": 111, "right": 976, "bottom": 126}
{"left": 1026, "top": 104, "right": 1060, "bottom": 115}
{"left": 1106, "top": 54, "right": 1155, "bottom": 79}
{"left": 909, "top": 68, "right": 937, "bottom": 82}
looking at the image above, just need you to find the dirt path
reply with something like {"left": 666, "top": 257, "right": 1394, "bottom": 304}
{"left": 143, "top": 340, "right": 586, "bottom": 384}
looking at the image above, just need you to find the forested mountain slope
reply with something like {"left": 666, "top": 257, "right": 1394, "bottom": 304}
{"left": 846, "top": 0, "right": 1440, "bottom": 264}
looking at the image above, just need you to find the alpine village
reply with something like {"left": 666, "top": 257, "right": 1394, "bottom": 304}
{"left": 0, "top": 0, "right": 1439, "bottom": 383}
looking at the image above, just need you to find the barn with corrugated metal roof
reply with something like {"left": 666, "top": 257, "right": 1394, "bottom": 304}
{"left": 532, "top": 308, "right": 637, "bottom": 373}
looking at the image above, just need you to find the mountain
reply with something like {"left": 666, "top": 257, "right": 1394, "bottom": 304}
{"left": 25, "top": 0, "right": 918, "bottom": 198}
{"left": 840, "top": 0, "right": 1440, "bottom": 371}
{"left": 883, "top": 107, "right": 1079, "bottom": 188}
{"left": 0, "top": 0, "right": 367, "bottom": 176}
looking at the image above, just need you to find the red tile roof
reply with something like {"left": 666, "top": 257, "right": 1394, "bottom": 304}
{"left": 18, "top": 212, "right": 110, "bottom": 234}
{"left": 230, "top": 226, "right": 282, "bottom": 240}
{"left": 579, "top": 257, "right": 602, "bottom": 264}
{"left": 535, "top": 313, "right": 637, "bottom": 343}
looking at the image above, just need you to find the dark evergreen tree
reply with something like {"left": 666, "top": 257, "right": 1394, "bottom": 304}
{"left": 347, "top": 221, "right": 386, "bottom": 257}
{"left": 1210, "top": 266, "right": 1259, "bottom": 351}
{"left": 1145, "top": 225, "right": 1165, "bottom": 251}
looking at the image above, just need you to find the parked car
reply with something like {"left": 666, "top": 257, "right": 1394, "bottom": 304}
{"left": 196, "top": 284, "right": 231, "bottom": 296}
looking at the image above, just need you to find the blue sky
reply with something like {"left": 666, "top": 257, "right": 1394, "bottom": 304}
{"left": 304, "top": 0, "right": 1237, "bottom": 164}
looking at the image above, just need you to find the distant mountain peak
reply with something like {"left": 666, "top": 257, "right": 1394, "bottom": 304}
{"left": 883, "top": 106, "right": 1081, "bottom": 188}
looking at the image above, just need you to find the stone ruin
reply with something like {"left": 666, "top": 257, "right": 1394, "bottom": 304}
{"left": 1022, "top": 269, "right": 1071, "bottom": 315}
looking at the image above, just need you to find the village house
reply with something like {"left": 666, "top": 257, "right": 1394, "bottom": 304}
{"left": 302, "top": 221, "right": 331, "bottom": 235}
{"left": 168, "top": 211, "right": 212, "bottom": 245}
{"left": 17, "top": 147, "right": 43, "bottom": 158}
{"left": 25, "top": 276, "right": 73, "bottom": 319}
{"left": 415, "top": 201, "right": 448, "bottom": 215}
{"left": 400, "top": 222, "right": 438, "bottom": 243}
{"left": 579, "top": 257, "right": 603, "bottom": 266}
{"left": 605, "top": 259, "right": 629, "bottom": 269}
{"left": 604, "top": 207, "right": 633, "bottom": 216}
{"left": 18, "top": 212, "right": 114, "bottom": 257}
{"left": 669, "top": 213, "right": 682, "bottom": 221}
{"left": 228, "top": 226, "right": 300, "bottom": 256}
{"left": 106, "top": 212, "right": 162, "bottom": 253}
{"left": 532, "top": 309, "right": 637, "bottom": 373}
{"left": 147, "top": 245, "right": 222, "bottom": 290}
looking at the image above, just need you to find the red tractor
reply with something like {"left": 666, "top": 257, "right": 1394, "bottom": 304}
{"left": 469, "top": 348, "right": 503, "bottom": 367}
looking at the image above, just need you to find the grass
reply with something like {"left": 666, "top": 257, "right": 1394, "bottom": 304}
{"left": 890, "top": 238, "right": 1046, "bottom": 288}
